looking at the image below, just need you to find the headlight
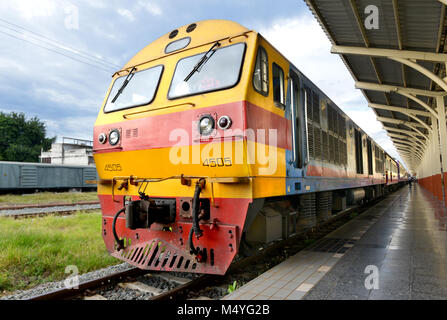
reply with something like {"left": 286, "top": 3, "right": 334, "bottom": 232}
{"left": 218, "top": 116, "right": 232, "bottom": 130}
{"left": 199, "top": 115, "right": 215, "bottom": 136}
{"left": 98, "top": 133, "right": 107, "bottom": 144}
{"left": 109, "top": 129, "right": 120, "bottom": 146}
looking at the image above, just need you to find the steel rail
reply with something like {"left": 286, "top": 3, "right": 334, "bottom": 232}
{"left": 0, "top": 201, "right": 100, "bottom": 211}
{"left": 27, "top": 268, "right": 148, "bottom": 301}
{"left": 0, "top": 202, "right": 101, "bottom": 219}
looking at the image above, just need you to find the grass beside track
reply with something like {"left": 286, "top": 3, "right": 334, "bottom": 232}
{"left": 0, "top": 192, "right": 99, "bottom": 206}
{"left": 0, "top": 210, "right": 120, "bottom": 295}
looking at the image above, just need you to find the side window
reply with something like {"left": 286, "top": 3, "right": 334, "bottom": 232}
{"left": 253, "top": 46, "right": 269, "bottom": 95}
{"left": 272, "top": 63, "right": 285, "bottom": 108}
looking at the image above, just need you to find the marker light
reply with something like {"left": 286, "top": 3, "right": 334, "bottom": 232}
{"left": 98, "top": 133, "right": 107, "bottom": 144}
{"left": 218, "top": 116, "right": 232, "bottom": 130}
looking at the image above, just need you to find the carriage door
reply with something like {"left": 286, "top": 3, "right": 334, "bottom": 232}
{"left": 367, "top": 139, "right": 373, "bottom": 176}
{"left": 354, "top": 129, "right": 364, "bottom": 174}
{"left": 289, "top": 71, "right": 303, "bottom": 169}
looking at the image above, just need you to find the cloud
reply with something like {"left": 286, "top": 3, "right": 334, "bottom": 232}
{"left": 33, "top": 88, "right": 100, "bottom": 111}
{"left": 42, "top": 114, "right": 98, "bottom": 141}
{"left": 348, "top": 109, "right": 384, "bottom": 136}
{"left": 10, "top": 0, "right": 57, "bottom": 19}
{"left": 117, "top": 2, "right": 162, "bottom": 22}
{"left": 0, "top": 57, "right": 28, "bottom": 73}
{"left": 259, "top": 15, "right": 361, "bottom": 108}
{"left": 117, "top": 8, "right": 136, "bottom": 22}
{"left": 138, "top": 1, "right": 163, "bottom": 16}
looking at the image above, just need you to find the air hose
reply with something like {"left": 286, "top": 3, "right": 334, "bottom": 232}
{"left": 112, "top": 207, "right": 126, "bottom": 251}
{"left": 189, "top": 179, "right": 205, "bottom": 255}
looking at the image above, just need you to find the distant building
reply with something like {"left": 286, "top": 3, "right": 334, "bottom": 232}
{"left": 40, "top": 137, "right": 95, "bottom": 166}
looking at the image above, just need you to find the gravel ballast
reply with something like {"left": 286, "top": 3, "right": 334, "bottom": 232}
{"left": 1, "top": 263, "right": 133, "bottom": 300}
{"left": 0, "top": 204, "right": 101, "bottom": 217}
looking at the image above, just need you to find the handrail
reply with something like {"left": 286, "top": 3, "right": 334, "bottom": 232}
{"left": 304, "top": 89, "right": 310, "bottom": 166}
{"left": 93, "top": 146, "right": 122, "bottom": 153}
{"left": 228, "top": 31, "right": 250, "bottom": 43}
{"left": 122, "top": 102, "right": 195, "bottom": 119}
{"left": 112, "top": 30, "right": 254, "bottom": 78}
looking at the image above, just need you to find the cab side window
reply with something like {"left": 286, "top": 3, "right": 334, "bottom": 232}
{"left": 253, "top": 46, "right": 269, "bottom": 96}
{"left": 272, "top": 63, "right": 285, "bottom": 108}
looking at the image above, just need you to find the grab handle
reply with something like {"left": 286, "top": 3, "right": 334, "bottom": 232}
{"left": 123, "top": 103, "right": 195, "bottom": 119}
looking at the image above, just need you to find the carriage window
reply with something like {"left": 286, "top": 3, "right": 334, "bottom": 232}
{"left": 168, "top": 43, "right": 246, "bottom": 99}
{"left": 253, "top": 46, "right": 269, "bottom": 95}
{"left": 273, "top": 63, "right": 285, "bottom": 107}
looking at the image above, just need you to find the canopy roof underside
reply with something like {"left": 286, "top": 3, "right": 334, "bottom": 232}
{"left": 305, "top": 0, "right": 447, "bottom": 167}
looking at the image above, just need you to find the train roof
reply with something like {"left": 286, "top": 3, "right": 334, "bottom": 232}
{"left": 0, "top": 161, "right": 95, "bottom": 169}
{"left": 120, "top": 19, "right": 252, "bottom": 74}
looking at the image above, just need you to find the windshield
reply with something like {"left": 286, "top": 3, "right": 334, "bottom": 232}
{"left": 104, "top": 65, "right": 163, "bottom": 113}
{"left": 168, "top": 43, "right": 246, "bottom": 99}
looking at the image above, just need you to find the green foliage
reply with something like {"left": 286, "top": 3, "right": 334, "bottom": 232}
{"left": 0, "top": 111, "right": 56, "bottom": 162}
{"left": 228, "top": 281, "right": 238, "bottom": 294}
{"left": 0, "top": 211, "right": 119, "bottom": 294}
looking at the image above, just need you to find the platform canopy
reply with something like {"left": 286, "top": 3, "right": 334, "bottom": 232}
{"left": 304, "top": 0, "right": 447, "bottom": 174}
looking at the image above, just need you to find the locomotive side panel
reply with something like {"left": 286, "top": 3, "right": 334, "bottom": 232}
{"left": 245, "top": 36, "right": 290, "bottom": 199}
{"left": 284, "top": 70, "right": 387, "bottom": 192}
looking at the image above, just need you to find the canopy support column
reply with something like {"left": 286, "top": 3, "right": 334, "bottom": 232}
{"left": 436, "top": 96, "right": 447, "bottom": 204}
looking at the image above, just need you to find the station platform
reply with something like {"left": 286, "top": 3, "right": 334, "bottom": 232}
{"left": 224, "top": 185, "right": 447, "bottom": 300}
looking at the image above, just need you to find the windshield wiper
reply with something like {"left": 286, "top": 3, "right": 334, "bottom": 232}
{"left": 111, "top": 66, "right": 137, "bottom": 103}
{"left": 184, "top": 42, "right": 220, "bottom": 82}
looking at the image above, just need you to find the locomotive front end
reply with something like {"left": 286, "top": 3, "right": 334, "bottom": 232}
{"left": 93, "top": 20, "right": 258, "bottom": 275}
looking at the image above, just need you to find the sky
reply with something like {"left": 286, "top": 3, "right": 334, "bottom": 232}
{"left": 0, "top": 0, "right": 403, "bottom": 164}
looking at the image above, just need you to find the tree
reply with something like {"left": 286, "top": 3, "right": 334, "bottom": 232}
{"left": 0, "top": 112, "right": 56, "bottom": 163}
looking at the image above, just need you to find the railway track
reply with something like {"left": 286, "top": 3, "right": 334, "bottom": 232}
{"left": 24, "top": 194, "right": 385, "bottom": 301}
{"left": 0, "top": 201, "right": 101, "bottom": 219}
{"left": 26, "top": 267, "right": 210, "bottom": 301}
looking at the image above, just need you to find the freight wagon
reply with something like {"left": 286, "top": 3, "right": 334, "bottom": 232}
{"left": 0, "top": 161, "right": 97, "bottom": 192}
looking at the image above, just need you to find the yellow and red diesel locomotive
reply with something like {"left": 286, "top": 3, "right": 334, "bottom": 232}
{"left": 93, "top": 20, "right": 407, "bottom": 275}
